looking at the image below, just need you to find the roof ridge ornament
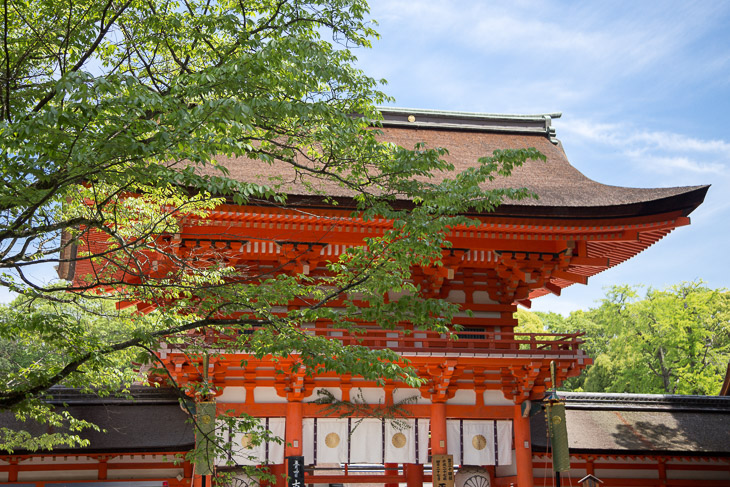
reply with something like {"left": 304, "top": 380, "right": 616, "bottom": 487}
{"left": 377, "top": 106, "right": 563, "bottom": 141}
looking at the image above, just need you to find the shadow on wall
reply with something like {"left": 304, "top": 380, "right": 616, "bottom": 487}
{"left": 610, "top": 412, "right": 708, "bottom": 453}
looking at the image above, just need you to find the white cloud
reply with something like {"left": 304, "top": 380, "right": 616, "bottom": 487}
{"left": 561, "top": 118, "right": 730, "bottom": 176}
{"left": 563, "top": 119, "right": 730, "bottom": 154}
{"left": 628, "top": 132, "right": 730, "bottom": 154}
{"left": 623, "top": 151, "right": 725, "bottom": 174}
{"left": 361, "top": 0, "right": 730, "bottom": 118}
{"left": 368, "top": 1, "right": 725, "bottom": 78}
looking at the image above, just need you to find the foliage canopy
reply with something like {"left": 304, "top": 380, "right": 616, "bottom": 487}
{"left": 518, "top": 281, "right": 730, "bottom": 395}
{"left": 0, "top": 0, "right": 543, "bottom": 456}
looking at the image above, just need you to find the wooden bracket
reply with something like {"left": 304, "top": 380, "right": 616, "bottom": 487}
{"left": 277, "top": 242, "right": 328, "bottom": 275}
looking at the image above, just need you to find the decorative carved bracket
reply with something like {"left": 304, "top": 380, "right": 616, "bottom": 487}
{"left": 418, "top": 249, "right": 467, "bottom": 296}
{"left": 277, "top": 242, "right": 328, "bottom": 275}
{"left": 274, "top": 363, "right": 313, "bottom": 401}
{"left": 500, "top": 361, "right": 544, "bottom": 404}
{"left": 420, "top": 360, "right": 462, "bottom": 402}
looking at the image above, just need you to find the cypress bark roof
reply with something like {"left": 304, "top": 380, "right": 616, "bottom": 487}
{"left": 4, "top": 388, "right": 729, "bottom": 456}
{"left": 204, "top": 107, "right": 708, "bottom": 219}
{"left": 0, "top": 387, "right": 194, "bottom": 454}
{"left": 531, "top": 392, "right": 730, "bottom": 456}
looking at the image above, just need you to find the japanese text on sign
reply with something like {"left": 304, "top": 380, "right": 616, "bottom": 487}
{"left": 432, "top": 454, "right": 455, "bottom": 487}
{"left": 287, "top": 455, "right": 305, "bottom": 487}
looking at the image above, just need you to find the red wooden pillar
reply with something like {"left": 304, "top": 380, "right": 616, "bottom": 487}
{"left": 405, "top": 463, "right": 424, "bottom": 487}
{"left": 270, "top": 462, "right": 287, "bottom": 487}
{"left": 7, "top": 459, "right": 18, "bottom": 483}
{"left": 278, "top": 400, "right": 303, "bottom": 487}
{"left": 384, "top": 383, "right": 398, "bottom": 487}
{"left": 658, "top": 459, "right": 668, "bottom": 486}
{"left": 98, "top": 457, "right": 108, "bottom": 480}
{"left": 514, "top": 404, "right": 534, "bottom": 487}
{"left": 431, "top": 401, "right": 448, "bottom": 455}
{"left": 183, "top": 460, "right": 194, "bottom": 480}
{"left": 285, "top": 400, "right": 303, "bottom": 456}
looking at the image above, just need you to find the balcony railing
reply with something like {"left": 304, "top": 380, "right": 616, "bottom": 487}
{"left": 300, "top": 326, "right": 586, "bottom": 357}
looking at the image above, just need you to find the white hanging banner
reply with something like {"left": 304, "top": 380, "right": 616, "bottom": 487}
{"left": 349, "top": 418, "right": 383, "bottom": 464}
{"left": 416, "top": 419, "right": 430, "bottom": 464}
{"left": 384, "top": 418, "right": 430, "bottom": 464}
{"left": 464, "top": 420, "right": 495, "bottom": 465}
{"left": 447, "top": 420, "right": 512, "bottom": 466}
{"left": 303, "top": 418, "right": 350, "bottom": 464}
{"left": 496, "top": 420, "right": 512, "bottom": 466}
{"left": 230, "top": 417, "right": 286, "bottom": 465}
{"left": 303, "top": 418, "right": 315, "bottom": 464}
{"left": 446, "top": 419, "right": 461, "bottom": 465}
{"left": 319, "top": 418, "right": 349, "bottom": 464}
{"left": 304, "top": 417, "right": 429, "bottom": 464}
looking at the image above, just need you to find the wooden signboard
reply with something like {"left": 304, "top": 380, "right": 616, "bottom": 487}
{"left": 432, "top": 454, "right": 455, "bottom": 487}
{"left": 287, "top": 455, "right": 304, "bottom": 487}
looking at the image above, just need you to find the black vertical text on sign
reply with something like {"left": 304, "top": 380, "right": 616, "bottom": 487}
{"left": 287, "top": 455, "right": 305, "bottom": 487}
{"left": 432, "top": 454, "right": 455, "bottom": 487}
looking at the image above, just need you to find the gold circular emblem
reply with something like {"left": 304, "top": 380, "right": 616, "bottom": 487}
{"left": 552, "top": 415, "right": 562, "bottom": 425}
{"left": 325, "top": 432, "right": 341, "bottom": 448}
{"left": 240, "top": 433, "right": 254, "bottom": 449}
{"left": 472, "top": 434, "right": 487, "bottom": 451}
{"left": 391, "top": 432, "right": 407, "bottom": 448}
{"left": 200, "top": 414, "right": 212, "bottom": 425}
{"left": 407, "top": 115, "right": 416, "bottom": 122}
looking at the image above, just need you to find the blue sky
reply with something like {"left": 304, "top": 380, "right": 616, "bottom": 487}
{"left": 354, "top": 0, "right": 730, "bottom": 314}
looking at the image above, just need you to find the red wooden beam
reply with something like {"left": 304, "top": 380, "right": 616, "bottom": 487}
{"left": 552, "top": 269, "right": 588, "bottom": 285}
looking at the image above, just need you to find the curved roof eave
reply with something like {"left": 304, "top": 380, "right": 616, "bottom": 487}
{"left": 280, "top": 182, "right": 709, "bottom": 222}
{"left": 483, "top": 184, "right": 710, "bottom": 220}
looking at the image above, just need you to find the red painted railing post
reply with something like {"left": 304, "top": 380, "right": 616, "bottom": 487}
{"left": 406, "top": 463, "right": 425, "bottom": 487}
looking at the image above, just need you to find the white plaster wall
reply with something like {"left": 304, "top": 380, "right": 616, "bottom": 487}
{"left": 447, "top": 290, "right": 466, "bottom": 303}
{"left": 254, "top": 386, "right": 287, "bottom": 403}
{"left": 668, "top": 470, "right": 730, "bottom": 480}
{"left": 453, "top": 310, "right": 501, "bottom": 319}
{"left": 446, "top": 389, "right": 476, "bottom": 405}
{"left": 535, "top": 468, "right": 588, "bottom": 482}
{"left": 532, "top": 468, "right": 555, "bottom": 480}
{"left": 306, "top": 387, "right": 342, "bottom": 402}
{"left": 217, "top": 386, "right": 246, "bottom": 403}
{"left": 595, "top": 468, "right": 659, "bottom": 479}
{"left": 594, "top": 457, "right": 654, "bottom": 465}
{"left": 110, "top": 454, "right": 170, "bottom": 464}
{"left": 483, "top": 390, "right": 514, "bottom": 406}
{"left": 473, "top": 291, "right": 498, "bottom": 305}
{"left": 108, "top": 468, "right": 185, "bottom": 479}
{"left": 393, "top": 387, "right": 429, "bottom": 405}
{"left": 355, "top": 387, "right": 385, "bottom": 404}
{"left": 19, "top": 470, "right": 97, "bottom": 481}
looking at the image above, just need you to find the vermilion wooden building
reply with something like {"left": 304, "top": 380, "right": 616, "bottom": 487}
{"left": 1, "top": 108, "right": 715, "bottom": 486}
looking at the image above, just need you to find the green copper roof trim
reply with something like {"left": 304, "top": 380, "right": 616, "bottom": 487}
{"left": 377, "top": 107, "right": 562, "bottom": 144}
{"left": 377, "top": 106, "right": 562, "bottom": 121}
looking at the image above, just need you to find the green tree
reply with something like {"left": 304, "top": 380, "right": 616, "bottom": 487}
{"left": 585, "top": 282, "right": 730, "bottom": 395}
{"left": 520, "top": 282, "right": 730, "bottom": 395}
{"left": 514, "top": 308, "right": 545, "bottom": 334}
{"left": 0, "top": 0, "right": 542, "bottom": 455}
{"left": 0, "top": 296, "right": 142, "bottom": 451}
